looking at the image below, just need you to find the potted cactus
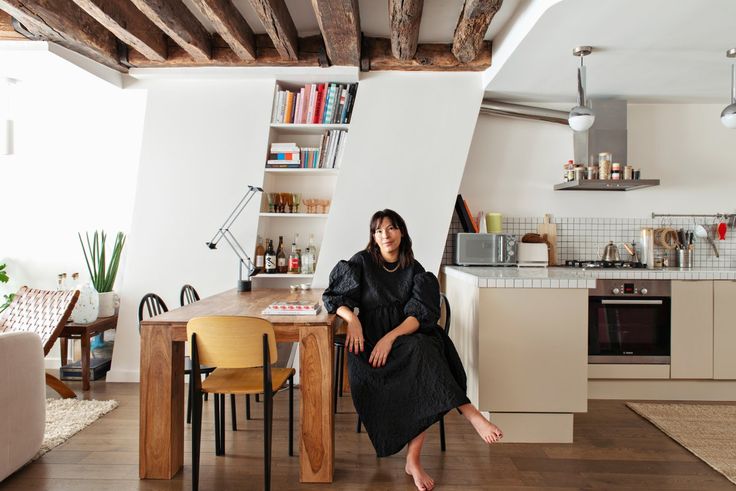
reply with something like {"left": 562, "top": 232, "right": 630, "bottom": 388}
{"left": 79, "top": 230, "right": 126, "bottom": 317}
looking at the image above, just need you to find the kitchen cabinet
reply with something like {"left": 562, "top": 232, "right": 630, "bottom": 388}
{"left": 713, "top": 281, "right": 736, "bottom": 380}
{"left": 670, "top": 280, "right": 713, "bottom": 379}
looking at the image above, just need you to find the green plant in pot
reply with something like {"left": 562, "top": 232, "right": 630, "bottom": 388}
{"left": 79, "top": 230, "right": 126, "bottom": 319}
{"left": 0, "top": 263, "right": 14, "bottom": 313}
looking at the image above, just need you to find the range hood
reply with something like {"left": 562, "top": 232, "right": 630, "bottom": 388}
{"left": 479, "top": 98, "right": 628, "bottom": 165}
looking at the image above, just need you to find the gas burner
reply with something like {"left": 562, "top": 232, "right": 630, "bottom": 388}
{"left": 565, "top": 260, "right": 644, "bottom": 269}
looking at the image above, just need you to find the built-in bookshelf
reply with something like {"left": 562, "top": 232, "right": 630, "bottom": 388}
{"left": 253, "top": 80, "right": 357, "bottom": 286}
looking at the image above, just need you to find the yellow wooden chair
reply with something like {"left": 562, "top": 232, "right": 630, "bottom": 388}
{"left": 188, "top": 316, "right": 295, "bottom": 491}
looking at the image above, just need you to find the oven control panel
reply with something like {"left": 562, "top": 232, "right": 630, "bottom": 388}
{"left": 590, "top": 279, "right": 670, "bottom": 297}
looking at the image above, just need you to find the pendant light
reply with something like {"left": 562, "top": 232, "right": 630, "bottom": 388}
{"left": 720, "top": 48, "right": 736, "bottom": 129}
{"left": 0, "top": 77, "right": 14, "bottom": 156}
{"left": 568, "top": 46, "right": 595, "bottom": 132}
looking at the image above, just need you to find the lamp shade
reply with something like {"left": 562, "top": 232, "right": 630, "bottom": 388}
{"left": 568, "top": 106, "right": 595, "bottom": 132}
{"left": 721, "top": 103, "right": 736, "bottom": 129}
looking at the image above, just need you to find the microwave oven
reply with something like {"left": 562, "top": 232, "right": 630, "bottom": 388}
{"left": 455, "top": 233, "right": 518, "bottom": 266}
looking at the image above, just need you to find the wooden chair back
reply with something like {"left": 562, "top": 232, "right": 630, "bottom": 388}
{"left": 0, "top": 287, "right": 79, "bottom": 355}
{"left": 180, "top": 284, "right": 200, "bottom": 307}
{"left": 439, "top": 293, "right": 452, "bottom": 335}
{"left": 187, "top": 316, "right": 277, "bottom": 368}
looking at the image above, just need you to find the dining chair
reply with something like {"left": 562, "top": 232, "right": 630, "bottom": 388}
{"left": 188, "top": 316, "right": 295, "bottom": 491}
{"left": 352, "top": 293, "right": 452, "bottom": 451}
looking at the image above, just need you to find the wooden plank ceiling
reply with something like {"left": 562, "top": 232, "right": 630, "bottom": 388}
{"left": 0, "top": 0, "right": 502, "bottom": 72}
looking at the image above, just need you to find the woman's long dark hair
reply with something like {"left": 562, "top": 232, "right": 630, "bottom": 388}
{"left": 365, "top": 209, "right": 414, "bottom": 270}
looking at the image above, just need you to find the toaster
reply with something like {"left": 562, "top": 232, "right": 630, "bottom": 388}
{"left": 455, "top": 233, "right": 517, "bottom": 266}
{"left": 517, "top": 243, "right": 549, "bottom": 267}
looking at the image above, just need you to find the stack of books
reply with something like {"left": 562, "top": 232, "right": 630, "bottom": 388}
{"left": 272, "top": 82, "right": 358, "bottom": 125}
{"left": 261, "top": 300, "right": 322, "bottom": 316}
{"left": 316, "top": 130, "right": 347, "bottom": 169}
{"left": 267, "top": 142, "right": 300, "bottom": 168}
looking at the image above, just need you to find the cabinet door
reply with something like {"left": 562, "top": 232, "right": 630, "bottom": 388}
{"left": 714, "top": 281, "right": 736, "bottom": 380}
{"left": 671, "top": 281, "right": 713, "bottom": 379}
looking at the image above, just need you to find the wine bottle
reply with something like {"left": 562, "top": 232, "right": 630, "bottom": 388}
{"left": 254, "top": 236, "right": 265, "bottom": 272}
{"left": 308, "top": 234, "right": 318, "bottom": 272}
{"left": 265, "top": 239, "right": 277, "bottom": 274}
{"left": 276, "top": 236, "right": 287, "bottom": 273}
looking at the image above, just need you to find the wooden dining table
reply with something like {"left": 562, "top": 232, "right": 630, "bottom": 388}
{"left": 138, "top": 288, "right": 337, "bottom": 483}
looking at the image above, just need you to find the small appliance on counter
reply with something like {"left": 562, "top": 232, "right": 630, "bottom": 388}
{"left": 517, "top": 243, "right": 549, "bottom": 267}
{"left": 455, "top": 233, "right": 517, "bottom": 266}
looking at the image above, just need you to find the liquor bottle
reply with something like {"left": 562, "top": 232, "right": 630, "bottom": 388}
{"left": 265, "top": 239, "right": 277, "bottom": 274}
{"left": 254, "top": 236, "right": 265, "bottom": 272}
{"left": 308, "top": 234, "right": 318, "bottom": 271}
{"left": 288, "top": 237, "right": 300, "bottom": 274}
{"left": 276, "top": 236, "right": 287, "bottom": 273}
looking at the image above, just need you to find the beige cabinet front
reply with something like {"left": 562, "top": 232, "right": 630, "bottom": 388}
{"left": 671, "top": 280, "right": 713, "bottom": 379}
{"left": 714, "top": 281, "right": 736, "bottom": 380}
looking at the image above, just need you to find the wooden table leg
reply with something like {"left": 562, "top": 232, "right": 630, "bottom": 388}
{"left": 81, "top": 332, "right": 90, "bottom": 391}
{"left": 139, "top": 324, "right": 185, "bottom": 479}
{"left": 298, "top": 323, "right": 334, "bottom": 483}
{"left": 60, "top": 337, "right": 68, "bottom": 367}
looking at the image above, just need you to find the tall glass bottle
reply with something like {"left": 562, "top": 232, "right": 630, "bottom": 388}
{"left": 254, "top": 236, "right": 265, "bottom": 272}
{"left": 288, "top": 236, "right": 300, "bottom": 274}
{"left": 265, "top": 239, "right": 277, "bottom": 274}
{"left": 276, "top": 236, "right": 287, "bottom": 273}
{"left": 308, "top": 234, "right": 318, "bottom": 272}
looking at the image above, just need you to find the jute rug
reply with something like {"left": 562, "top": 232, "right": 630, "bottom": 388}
{"left": 627, "top": 402, "right": 736, "bottom": 485}
{"left": 33, "top": 398, "right": 119, "bottom": 460}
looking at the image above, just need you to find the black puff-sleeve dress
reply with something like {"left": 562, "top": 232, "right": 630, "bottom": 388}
{"left": 322, "top": 250, "right": 470, "bottom": 457}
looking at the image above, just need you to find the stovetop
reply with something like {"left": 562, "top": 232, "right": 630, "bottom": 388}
{"left": 565, "top": 260, "right": 645, "bottom": 269}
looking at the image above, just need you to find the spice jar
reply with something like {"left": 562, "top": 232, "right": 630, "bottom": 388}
{"left": 624, "top": 165, "right": 634, "bottom": 180}
{"left": 598, "top": 152, "right": 612, "bottom": 180}
{"left": 574, "top": 166, "right": 586, "bottom": 181}
{"left": 611, "top": 162, "right": 621, "bottom": 180}
{"left": 587, "top": 165, "right": 599, "bottom": 180}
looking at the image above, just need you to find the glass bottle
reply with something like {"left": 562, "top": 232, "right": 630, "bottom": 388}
{"left": 276, "top": 236, "right": 287, "bottom": 273}
{"left": 254, "top": 236, "right": 265, "bottom": 272}
{"left": 308, "top": 234, "right": 318, "bottom": 270}
{"left": 265, "top": 239, "right": 277, "bottom": 274}
{"left": 57, "top": 273, "right": 64, "bottom": 290}
{"left": 288, "top": 237, "right": 300, "bottom": 274}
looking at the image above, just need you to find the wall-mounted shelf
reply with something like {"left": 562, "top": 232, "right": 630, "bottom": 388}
{"left": 252, "top": 273, "right": 314, "bottom": 279}
{"left": 554, "top": 179, "right": 660, "bottom": 191}
{"left": 264, "top": 168, "right": 339, "bottom": 175}
{"left": 259, "top": 213, "right": 328, "bottom": 218}
{"left": 270, "top": 123, "right": 349, "bottom": 134}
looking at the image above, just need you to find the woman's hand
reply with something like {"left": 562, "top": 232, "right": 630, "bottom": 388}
{"left": 345, "top": 317, "right": 365, "bottom": 354}
{"left": 369, "top": 334, "right": 395, "bottom": 367}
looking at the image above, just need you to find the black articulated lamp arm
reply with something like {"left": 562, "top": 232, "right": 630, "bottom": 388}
{"left": 206, "top": 185, "right": 263, "bottom": 292}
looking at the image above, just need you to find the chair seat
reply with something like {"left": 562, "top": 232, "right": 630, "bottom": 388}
{"left": 184, "top": 356, "right": 215, "bottom": 375}
{"left": 202, "top": 367, "right": 295, "bottom": 395}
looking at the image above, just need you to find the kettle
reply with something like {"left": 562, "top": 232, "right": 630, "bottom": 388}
{"left": 601, "top": 241, "right": 621, "bottom": 262}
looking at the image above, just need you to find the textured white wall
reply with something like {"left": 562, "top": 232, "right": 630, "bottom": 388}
{"left": 314, "top": 71, "right": 484, "bottom": 286}
{"left": 461, "top": 104, "right": 736, "bottom": 219}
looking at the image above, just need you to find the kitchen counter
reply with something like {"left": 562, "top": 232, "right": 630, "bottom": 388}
{"left": 443, "top": 265, "right": 736, "bottom": 288}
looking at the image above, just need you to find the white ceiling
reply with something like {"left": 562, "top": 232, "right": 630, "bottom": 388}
{"left": 484, "top": 0, "right": 736, "bottom": 103}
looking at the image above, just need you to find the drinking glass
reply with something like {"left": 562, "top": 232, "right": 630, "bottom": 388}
{"left": 284, "top": 192, "right": 293, "bottom": 213}
{"left": 274, "top": 192, "right": 284, "bottom": 213}
{"left": 292, "top": 193, "right": 301, "bottom": 213}
{"left": 266, "top": 193, "right": 275, "bottom": 213}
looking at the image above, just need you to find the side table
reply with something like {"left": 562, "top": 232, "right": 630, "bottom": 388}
{"left": 60, "top": 314, "right": 118, "bottom": 391}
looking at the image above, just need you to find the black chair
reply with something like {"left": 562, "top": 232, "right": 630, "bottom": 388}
{"left": 344, "top": 293, "right": 452, "bottom": 450}
{"left": 180, "top": 284, "right": 200, "bottom": 306}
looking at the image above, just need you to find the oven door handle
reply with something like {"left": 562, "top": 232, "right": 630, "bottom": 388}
{"left": 601, "top": 299, "right": 664, "bottom": 305}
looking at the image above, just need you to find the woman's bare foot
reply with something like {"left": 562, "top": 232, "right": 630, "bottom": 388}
{"left": 468, "top": 411, "right": 503, "bottom": 444}
{"left": 405, "top": 460, "right": 435, "bottom": 491}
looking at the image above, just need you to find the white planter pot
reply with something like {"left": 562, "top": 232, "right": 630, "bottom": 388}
{"left": 98, "top": 291, "right": 119, "bottom": 317}
{"left": 70, "top": 282, "right": 99, "bottom": 324}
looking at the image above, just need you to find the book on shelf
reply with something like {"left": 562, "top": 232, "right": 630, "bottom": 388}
{"left": 266, "top": 161, "right": 301, "bottom": 168}
{"left": 262, "top": 300, "right": 322, "bottom": 316}
{"left": 272, "top": 82, "right": 358, "bottom": 125}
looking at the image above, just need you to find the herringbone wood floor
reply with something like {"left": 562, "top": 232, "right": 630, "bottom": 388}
{"left": 1, "top": 379, "right": 734, "bottom": 490}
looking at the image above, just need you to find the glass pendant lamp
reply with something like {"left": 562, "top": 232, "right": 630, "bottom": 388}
{"left": 720, "top": 48, "right": 736, "bottom": 129}
{"left": 568, "top": 46, "right": 595, "bottom": 132}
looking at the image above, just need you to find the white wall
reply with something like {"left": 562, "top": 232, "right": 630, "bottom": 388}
{"left": 314, "top": 72, "right": 484, "bottom": 286}
{"left": 108, "top": 79, "right": 274, "bottom": 381}
{"left": 461, "top": 104, "right": 736, "bottom": 218}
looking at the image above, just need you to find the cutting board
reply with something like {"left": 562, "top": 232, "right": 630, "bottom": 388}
{"left": 537, "top": 214, "right": 557, "bottom": 266}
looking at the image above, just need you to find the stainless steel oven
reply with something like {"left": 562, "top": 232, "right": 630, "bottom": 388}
{"left": 588, "top": 279, "right": 671, "bottom": 364}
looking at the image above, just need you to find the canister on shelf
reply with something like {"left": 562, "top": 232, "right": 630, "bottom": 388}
{"left": 598, "top": 152, "right": 612, "bottom": 180}
{"left": 611, "top": 162, "right": 621, "bottom": 180}
{"left": 587, "top": 165, "right": 599, "bottom": 180}
{"left": 624, "top": 165, "right": 634, "bottom": 180}
{"left": 574, "top": 166, "right": 586, "bottom": 181}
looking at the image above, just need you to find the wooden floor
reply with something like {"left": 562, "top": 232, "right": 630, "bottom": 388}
{"left": 2, "top": 379, "right": 734, "bottom": 490}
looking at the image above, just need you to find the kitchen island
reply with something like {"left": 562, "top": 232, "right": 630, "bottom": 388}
{"left": 441, "top": 265, "right": 736, "bottom": 444}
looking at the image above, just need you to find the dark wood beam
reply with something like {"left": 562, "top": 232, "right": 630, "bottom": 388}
{"left": 0, "top": 11, "right": 25, "bottom": 39}
{"left": 71, "top": 0, "right": 166, "bottom": 62}
{"left": 128, "top": 34, "right": 323, "bottom": 67}
{"left": 310, "top": 0, "right": 360, "bottom": 66}
{"left": 129, "top": 0, "right": 211, "bottom": 62}
{"left": 0, "top": 0, "right": 124, "bottom": 70}
{"left": 389, "top": 0, "right": 423, "bottom": 60}
{"left": 247, "top": 0, "right": 298, "bottom": 61}
{"left": 452, "top": 0, "right": 502, "bottom": 63}
{"left": 362, "top": 36, "right": 490, "bottom": 71}
{"left": 190, "top": 0, "right": 255, "bottom": 60}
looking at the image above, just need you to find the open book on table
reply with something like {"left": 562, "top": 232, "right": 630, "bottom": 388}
{"left": 262, "top": 300, "right": 322, "bottom": 316}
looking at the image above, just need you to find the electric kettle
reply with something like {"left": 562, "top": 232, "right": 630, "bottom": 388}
{"left": 601, "top": 241, "right": 621, "bottom": 262}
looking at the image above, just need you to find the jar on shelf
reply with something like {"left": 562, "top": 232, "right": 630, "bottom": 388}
{"left": 624, "top": 165, "right": 634, "bottom": 180}
{"left": 598, "top": 152, "right": 612, "bottom": 180}
{"left": 611, "top": 162, "right": 621, "bottom": 180}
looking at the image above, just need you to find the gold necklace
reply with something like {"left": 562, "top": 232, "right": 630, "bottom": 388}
{"left": 382, "top": 262, "right": 400, "bottom": 273}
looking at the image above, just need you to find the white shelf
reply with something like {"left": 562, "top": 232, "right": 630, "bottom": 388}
{"left": 264, "top": 168, "right": 339, "bottom": 175}
{"left": 270, "top": 123, "right": 349, "bottom": 134}
{"left": 252, "top": 273, "right": 314, "bottom": 279}
{"left": 259, "top": 213, "right": 329, "bottom": 218}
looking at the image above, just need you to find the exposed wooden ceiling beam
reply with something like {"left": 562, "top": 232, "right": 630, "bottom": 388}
{"left": 71, "top": 0, "right": 166, "bottom": 62}
{"left": 389, "top": 0, "right": 423, "bottom": 60}
{"left": 362, "top": 36, "right": 491, "bottom": 72}
{"left": 310, "top": 0, "right": 360, "bottom": 66}
{"left": 128, "top": 34, "right": 324, "bottom": 68}
{"left": 0, "top": 11, "right": 25, "bottom": 39}
{"left": 190, "top": 0, "right": 255, "bottom": 61}
{"left": 0, "top": 0, "right": 124, "bottom": 70}
{"left": 452, "top": 0, "right": 502, "bottom": 63}
{"left": 129, "top": 0, "right": 211, "bottom": 62}
{"left": 247, "top": 0, "right": 298, "bottom": 61}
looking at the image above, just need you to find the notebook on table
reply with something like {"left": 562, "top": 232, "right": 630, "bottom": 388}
{"left": 262, "top": 300, "right": 322, "bottom": 315}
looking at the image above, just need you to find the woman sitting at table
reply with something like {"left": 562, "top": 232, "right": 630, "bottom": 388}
{"left": 322, "top": 209, "right": 503, "bottom": 491}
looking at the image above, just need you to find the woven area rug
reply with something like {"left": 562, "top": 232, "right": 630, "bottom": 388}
{"left": 34, "top": 398, "right": 119, "bottom": 460}
{"left": 627, "top": 402, "right": 736, "bottom": 485}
